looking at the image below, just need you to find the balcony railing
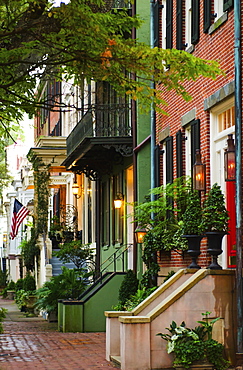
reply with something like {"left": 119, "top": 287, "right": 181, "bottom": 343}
{"left": 67, "top": 104, "right": 131, "bottom": 157}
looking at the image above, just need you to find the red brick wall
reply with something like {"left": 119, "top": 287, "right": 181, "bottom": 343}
{"left": 156, "top": 3, "right": 236, "bottom": 269}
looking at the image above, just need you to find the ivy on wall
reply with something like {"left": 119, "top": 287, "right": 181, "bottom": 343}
{"left": 30, "top": 156, "right": 50, "bottom": 236}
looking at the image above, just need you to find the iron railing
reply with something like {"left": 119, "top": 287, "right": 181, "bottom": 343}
{"left": 66, "top": 104, "right": 131, "bottom": 157}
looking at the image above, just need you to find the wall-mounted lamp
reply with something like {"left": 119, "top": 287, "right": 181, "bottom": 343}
{"left": 114, "top": 193, "right": 123, "bottom": 209}
{"left": 72, "top": 173, "right": 82, "bottom": 199}
{"left": 72, "top": 182, "right": 82, "bottom": 199}
{"left": 224, "top": 134, "right": 236, "bottom": 181}
{"left": 193, "top": 149, "right": 206, "bottom": 191}
{"left": 134, "top": 227, "right": 147, "bottom": 244}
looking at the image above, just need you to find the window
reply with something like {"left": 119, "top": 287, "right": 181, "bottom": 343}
{"left": 185, "top": 119, "right": 200, "bottom": 177}
{"left": 218, "top": 107, "right": 235, "bottom": 133}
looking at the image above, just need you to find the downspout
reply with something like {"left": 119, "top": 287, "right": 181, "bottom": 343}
{"left": 150, "top": 0, "right": 156, "bottom": 198}
{"left": 150, "top": 0, "right": 157, "bottom": 286}
{"left": 132, "top": 1, "right": 138, "bottom": 274}
{"left": 234, "top": 0, "right": 243, "bottom": 363}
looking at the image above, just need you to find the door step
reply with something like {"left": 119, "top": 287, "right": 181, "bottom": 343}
{"left": 110, "top": 356, "right": 121, "bottom": 368}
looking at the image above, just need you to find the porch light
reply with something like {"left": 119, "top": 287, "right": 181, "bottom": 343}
{"left": 193, "top": 149, "right": 206, "bottom": 191}
{"left": 114, "top": 193, "right": 123, "bottom": 209}
{"left": 134, "top": 227, "right": 147, "bottom": 244}
{"left": 72, "top": 174, "right": 82, "bottom": 199}
{"left": 224, "top": 134, "right": 236, "bottom": 181}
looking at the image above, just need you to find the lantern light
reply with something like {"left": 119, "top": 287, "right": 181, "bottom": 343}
{"left": 224, "top": 134, "right": 236, "bottom": 181}
{"left": 134, "top": 227, "right": 147, "bottom": 244}
{"left": 72, "top": 173, "right": 82, "bottom": 199}
{"left": 193, "top": 149, "right": 206, "bottom": 191}
{"left": 114, "top": 193, "right": 123, "bottom": 209}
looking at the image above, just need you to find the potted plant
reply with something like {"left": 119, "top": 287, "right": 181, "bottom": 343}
{"left": 201, "top": 183, "right": 229, "bottom": 269}
{"left": 48, "top": 216, "right": 63, "bottom": 247}
{"left": 157, "top": 312, "right": 230, "bottom": 370}
{"left": 181, "top": 190, "right": 204, "bottom": 269}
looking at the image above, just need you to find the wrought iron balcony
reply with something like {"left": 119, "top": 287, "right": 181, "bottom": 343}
{"left": 66, "top": 103, "right": 131, "bottom": 158}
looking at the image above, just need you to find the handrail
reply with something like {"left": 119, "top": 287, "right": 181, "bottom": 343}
{"left": 94, "top": 243, "right": 132, "bottom": 283}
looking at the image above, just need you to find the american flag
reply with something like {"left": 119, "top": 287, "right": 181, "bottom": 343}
{"left": 10, "top": 199, "right": 30, "bottom": 240}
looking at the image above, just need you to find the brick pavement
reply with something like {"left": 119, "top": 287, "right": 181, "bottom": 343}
{"left": 0, "top": 298, "right": 115, "bottom": 370}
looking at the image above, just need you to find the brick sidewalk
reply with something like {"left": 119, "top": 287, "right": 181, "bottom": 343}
{"left": 0, "top": 298, "right": 115, "bottom": 369}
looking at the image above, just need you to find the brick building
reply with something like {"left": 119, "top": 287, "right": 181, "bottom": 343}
{"left": 155, "top": 0, "right": 236, "bottom": 272}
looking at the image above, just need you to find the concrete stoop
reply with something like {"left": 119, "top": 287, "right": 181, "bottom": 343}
{"left": 105, "top": 268, "right": 236, "bottom": 370}
{"left": 110, "top": 356, "right": 121, "bottom": 368}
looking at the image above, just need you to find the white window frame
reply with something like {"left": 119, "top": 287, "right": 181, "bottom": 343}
{"left": 210, "top": 96, "right": 235, "bottom": 188}
{"left": 214, "top": 0, "right": 224, "bottom": 21}
{"left": 185, "top": 125, "right": 192, "bottom": 178}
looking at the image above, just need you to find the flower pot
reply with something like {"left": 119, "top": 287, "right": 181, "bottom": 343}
{"left": 206, "top": 231, "right": 226, "bottom": 269}
{"left": 182, "top": 235, "right": 204, "bottom": 269}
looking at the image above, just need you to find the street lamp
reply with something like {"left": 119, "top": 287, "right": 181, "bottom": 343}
{"left": 224, "top": 134, "right": 236, "bottom": 181}
{"left": 193, "top": 149, "right": 206, "bottom": 191}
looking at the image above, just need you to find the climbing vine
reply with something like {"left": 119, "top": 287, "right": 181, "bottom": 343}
{"left": 30, "top": 156, "right": 50, "bottom": 235}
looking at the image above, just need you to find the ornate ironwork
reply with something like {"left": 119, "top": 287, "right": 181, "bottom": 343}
{"left": 103, "top": 144, "right": 133, "bottom": 157}
{"left": 59, "top": 204, "right": 78, "bottom": 232}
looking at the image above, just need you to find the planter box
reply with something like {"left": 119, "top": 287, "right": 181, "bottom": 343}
{"left": 6, "top": 290, "right": 15, "bottom": 300}
{"left": 25, "top": 295, "right": 37, "bottom": 314}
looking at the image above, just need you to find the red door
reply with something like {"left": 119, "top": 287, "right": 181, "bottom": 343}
{"left": 226, "top": 181, "right": 236, "bottom": 268}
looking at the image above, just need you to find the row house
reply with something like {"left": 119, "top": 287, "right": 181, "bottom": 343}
{"left": 155, "top": 0, "right": 236, "bottom": 272}
{"left": 27, "top": 2, "right": 136, "bottom": 287}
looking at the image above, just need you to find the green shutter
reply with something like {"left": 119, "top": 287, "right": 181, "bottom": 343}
{"left": 191, "top": 0, "right": 200, "bottom": 45}
{"left": 191, "top": 119, "right": 200, "bottom": 172}
{"left": 176, "top": 130, "right": 183, "bottom": 178}
{"left": 166, "top": 0, "right": 173, "bottom": 49}
{"left": 155, "top": 145, "right": 161, "bottom": 187}
{"left": 153, "top": 1, "right": 159, "bottom": 47}
{"left": 176, "top": 0, "right": 183, "bottom": 50}
{"left": 166, "top": 136, "right": 173, "bottom": 184}
{"left": 223, "top": 0, "right": 234, "bottom": 12}
{"left": 203, "top": 0, "right": 211, "bottom": 33}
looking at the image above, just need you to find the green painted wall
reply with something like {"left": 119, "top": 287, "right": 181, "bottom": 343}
{"left": 136, "top": 1, "right": 151, "bottom": 278}
{"left": 83, "top": 273, "right": 125, "bottom": 332}
{"left": 58, "top": 272, "right": 126, "bottom": 333}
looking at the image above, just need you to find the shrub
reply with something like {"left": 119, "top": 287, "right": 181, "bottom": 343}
{"left": 35, "top": 266, "right": 90, "bottom": 314}
{"left": 15, "top": 279, "right": 24, "bottom": 291}
{"left": 53, "top": 241, "right": 92, "bottom": 270}
{"left": 23, "top": 273, "right": 36, "bottom": 292}
{"left": 0, "top": 307, "right": 7, "bottom": 333}
{"left": 118, "top": 270, "right": 139, "bottom": 308}
{"left": 0, "top": 270, "right": 8, "bottom": 288}
{"left": 7, "top": 281, "right": 16, "bottom": 290}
